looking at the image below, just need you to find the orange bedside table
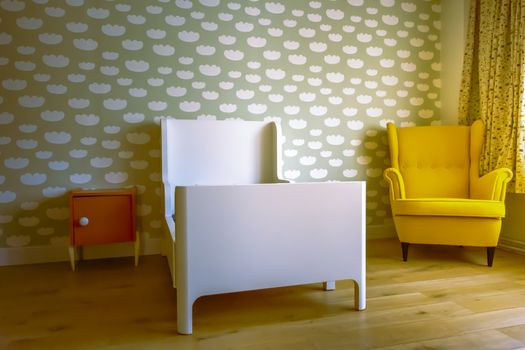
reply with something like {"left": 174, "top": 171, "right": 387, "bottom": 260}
{"left": 68, "top": 188, "right": 139, "bottom": 271}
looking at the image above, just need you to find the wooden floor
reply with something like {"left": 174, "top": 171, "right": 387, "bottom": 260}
{"left": 2, "top": 239, "right": 525, "bottom": 350}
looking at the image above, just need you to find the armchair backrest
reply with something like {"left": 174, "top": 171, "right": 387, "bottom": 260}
{"left": 387, "top": 121, "right": 483, "bottom": 198}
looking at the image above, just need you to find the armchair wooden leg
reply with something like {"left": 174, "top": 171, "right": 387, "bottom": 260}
{"left": 487, "top": 247, "right": 495, "bottom": 267}
{"left": 401, "top": 242, "right": 409, "bottom": 262}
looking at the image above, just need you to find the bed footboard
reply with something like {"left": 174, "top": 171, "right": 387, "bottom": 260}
{"left": 174, "top": 181, "right": 366, "bottom": 334}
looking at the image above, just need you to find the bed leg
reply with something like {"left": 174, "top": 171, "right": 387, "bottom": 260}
{"left": 323, "top": 281, "right": 336, "bottom": 291}
{"left": 176, "top": 289, "right": 194, "bottom": 335}
{"left": 354, "top": 279, "right": 366, "bottom": 311}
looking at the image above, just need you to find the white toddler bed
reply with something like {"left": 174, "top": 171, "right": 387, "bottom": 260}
{"left": 161, "top": 118, "right": 366, "bottom": 334}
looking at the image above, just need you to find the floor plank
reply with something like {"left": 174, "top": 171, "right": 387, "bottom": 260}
{"left": 1, "top": 238, "right": 525, "bottom": 349}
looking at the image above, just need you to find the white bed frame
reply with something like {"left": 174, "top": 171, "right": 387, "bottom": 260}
{"left": 161, "top": 118, "right": 366, "bottom": 334}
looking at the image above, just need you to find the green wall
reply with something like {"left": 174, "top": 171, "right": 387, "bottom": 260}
{"left": 0, "top": 0, "right": 441, "bottom": 251}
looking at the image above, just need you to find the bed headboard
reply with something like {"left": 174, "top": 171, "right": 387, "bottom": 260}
{"left": 161, "top": 118, "right": 284, "bottom": 218}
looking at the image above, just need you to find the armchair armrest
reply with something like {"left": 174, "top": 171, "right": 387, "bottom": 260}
{"left": 470, "top": 168, "right": 513, "bottom": 201}
{"left": 384, "top": 167, "right": 406, "bottom": 200}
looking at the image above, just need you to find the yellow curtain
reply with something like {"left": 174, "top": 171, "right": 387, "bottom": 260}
{"left": 458, "top": 0, "right": 525, "bottom": 192}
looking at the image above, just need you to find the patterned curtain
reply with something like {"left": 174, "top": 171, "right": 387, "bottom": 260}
{"left": 458, "top": 0, "right": 525, "bottom": 192}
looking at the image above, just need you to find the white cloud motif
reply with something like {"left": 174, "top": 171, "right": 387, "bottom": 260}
{"left": 48, "top": 161, "right": 69, "bottom": 170}
{"left": 300, "top": 156, "right": 316, "bottom": 166}
{"left": 16, "top": 17, "right": 43, "bottom": 30}
{"left": 43, "top": 187, "right": 67, "bottom": 198}
{"left": 166, "top": 86, "right": 186, "bottom": 97}
{"left": 299, "top": 92, "right": 316, "bottom": 102}
{"left": 284, "top": 105, "right": 300, "bottom": 115}
{"left": 235, "top": 22, "right": 254, "bottom": 32}
{"left": 326, "top": 9, "right": 344, "bottom": 20}
{"left": 367, "top": 47, "right": 383, "bottom": 56}
{"left": 75, "top": 114, "right": 99, "bottom": 126}
{"left": 90, "top": 157, "right": 113, "bottom": 168}
{"left": 325, "top": 118, "right": 340, "bottom": 127}
{"left": 202, "top": 91, "right": 219, "bottom": 100}
{"left": 6, "top": 235, "right": 31, "bottom": 247}
{"left": 147, "top": 29, "right": 166, "bottom": 39}
{"left": 87, "top": 7, "right": 110, "bottom": 19}
{"left": 47, "top": 84, "right": 67, "bottom": 94}
{"left": 42, "top": 54, "right": 69, "bottom": 68}
{"left": 218, "top": 35, "right": 236, "bottom": 45}
{"left": 310, "top": 169, "right": 327, "bottom": 179}
{"left": 265, "top": 2, "right": 285, "bottom": 14}
{"left": 4, "top": 157, "right": 29, "bottom": 169}
{"left": 309, "top": 105, "right": 327, "bottom": 116}
{"left": 247, "top": 36, "right": 266, "bottom": 48}
{"left": 125, "top": 60, "right": 149, "bottom": 72}
{"left": 219, "top": 104, "right": 237, "bottom": 113}
{"left": 199, "top": 0, "right": 220, "bottom": 6}
{"left": 0, "top": 112, "right": 13, "bottom": 124}
{"left": 89, "top": 83, "right": 111, "bottom": 94}
{"left": 73, "top": 38, "right": 98, "bottom": 51}
{"left": 0, "top": 191, "right": 16, "bottom": 203}
{"left": 1, "top": 0, "right": 25, "bottom": 11}
{"left": 382, "top": 75, "right": 399, "bottom": 86}
{"left": 68, "top": 98, "right": 89, "bottom": 109}
{"left": 347, "top": 59, "right": 364, "bottom": 69}
{"left": 153, "top": 44, "right": 175, "bottom": 56}
{"left": 127, "top": 15, "right": 146, "bottom": 24}
{"left": 288, "top": 54, "right": 307, "bottom": 65}
{"left": 41, "top": 110, "right": 64, "bottom": 122}
{"left": 101, "top": 24, "right": 126, "bottom": 36}
{"left": 165, "top": 15, "right": 185, "bottom": 26}
{"left": 309, "top": 42, "right": 327, "bottom": 53}
{"left": 125, "top": 133, "right": 150, "bottom": 145}
{"left": 418, "top": 109, "right": 434, "bottom": 119}
{"left": 327, "top": 135, "right": 345, "bottom": 145}
{"left": 366, "top": 108, "right": 383, "bottom": 117}
{"left": 179, "top": 101, "right": 201, "bottom": 112}
{"left": 70, "top": 173, "right": 92, "bottom": 184}
{"left": 20, "top": 173, "right": 47, "bottom": 185}
{"left": 2, "top": 79, "right": 26, "bottom": 91}
{"left": 103, "top": 99, "right": 127, "bottom": 110}
{"left": 236, "top": 89, "right": 254, "bottom": 100}
{"left": 39, "top": 33, "right": 63, "bottom": 45}
{"left": 402, "top": 2, "right": 417, "bottom": 12}
{"left": 148, "top": 101, "right": 167, "bottom": 111}
{"left": 19, "top": 95, "right": 45, "bottom": 108}
{"left": 105, "top": 172, "right": 128, "bottom": 184}
{"left": 129, "top": 88, "right": 147, "bottom": 97}
{"left": 199, "top": 64, "right": 221, "bottom": 77}
{"left": 122, "top": 40, "right": 143, "bottom": 51}
{"left": 66, "top": 22, "right": 88, "bottom": 33}
{"left": 357, "top": 95, "right": 373, "bottom": 104}
{"left": 178, "top": 31, "right": 199, "bottom": 42}
{"left": 289, "top": 119, "right": 307, "bottom": 130}
{"left": 0, "top": 32, "right": 12, "bottom": 45}
{"left": 224, "top": 50, "right": 244, "bottom": 61}
{"left": 265, "top": 68, "right": 286, "bottom": 80}
{"left": 45, "top": 131, "right": 71, "bottom": 144}
{"left": 247, "top": 104, "right": 267, "bottom": 114}
{"left": 382, "top": 15, "right": 399, "bottom": 25}
{"left": 326, "top": 72, "right": 344, "bottom": 83}
{"left": 343, "top": 169, "right": 358, "bottom": 178}
{"left": 324, "top": 55, "right": 340, "bottom": 64}
{"left": 46, "top": 207, "right": 69, "bottom": 220}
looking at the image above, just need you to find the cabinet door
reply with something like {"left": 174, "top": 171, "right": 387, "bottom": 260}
{"left": 72, "top": 195, "right": 134, "bottom": 246}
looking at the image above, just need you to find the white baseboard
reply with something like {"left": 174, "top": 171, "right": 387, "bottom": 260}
{"left": 498, "top": 237, "right": 525, "bottom": 255}
{"left": 0, "top": 236, "right": 163, "bottom": 267}
{"left": 0, "top": 223, "right": 395, "bottom": 267}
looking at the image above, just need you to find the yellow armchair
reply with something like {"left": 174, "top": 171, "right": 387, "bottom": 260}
{"left": 384, "top": 120, "right": 513, "bottom": 266}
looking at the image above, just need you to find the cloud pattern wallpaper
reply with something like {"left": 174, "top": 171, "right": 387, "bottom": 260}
{"left": 0, "top": 0, "right": 440, "bottom": 251}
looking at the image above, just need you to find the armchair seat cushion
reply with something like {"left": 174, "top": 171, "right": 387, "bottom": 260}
{"left": 393, "top": 198, "right": 505, "bottom": 218}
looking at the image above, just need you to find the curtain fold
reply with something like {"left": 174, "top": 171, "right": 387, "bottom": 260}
{"left": 458, "top": 0, "right": 525, "bottom": 192}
